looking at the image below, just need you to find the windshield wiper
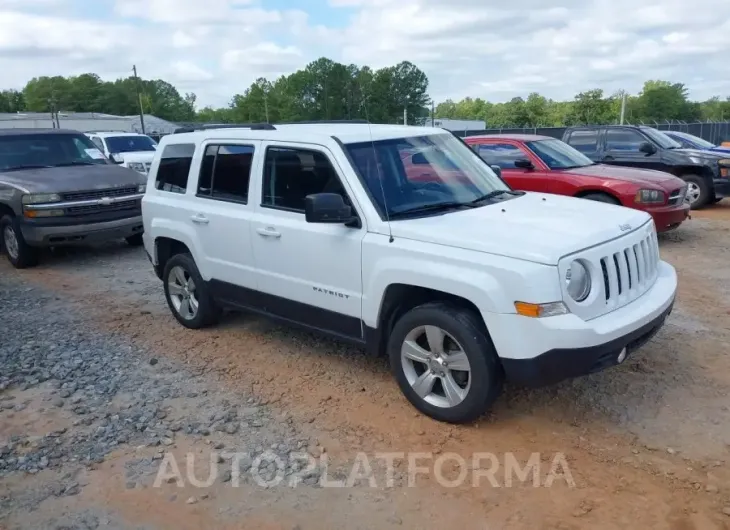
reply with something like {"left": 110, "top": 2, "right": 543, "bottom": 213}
{"left": 2, "top": 164, "right": 55, "bottom": 171}
{"left": 389, "top": 201, "right": 471, "bottom": 218}
{"left": 53, "top": 161, "right": 99, "bottom": 167}
{"left": 467, "top": 190, "right": 523, "bottom": 205}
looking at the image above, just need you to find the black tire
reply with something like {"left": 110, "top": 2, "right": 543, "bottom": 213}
{"left": 581, "top": 192, "right": 620, "bottom": 205}
{"left": 388, "top": 302, "right": 504, "bottom": 424}
{"left": 682, "top": 174, "right": 711, "bottom": 209}
{"left": 125, "top": 233, "right": 144, "bottom": 247}
{"left": 162, "top": 253, "right": 220, "bottom": 329}
{"left": 0, "top": 214, "right": 39, "bottom": 269}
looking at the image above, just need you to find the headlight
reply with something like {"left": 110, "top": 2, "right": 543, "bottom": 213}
{"left": 21, "top": 193, "right": 61, "bottom": 205}
{"left": 128, "top": 162, "right": 147, "bottom": 174}
{"left": 634, "top": 189, "right": 666, "bottom": 204}
{"left": 565, "top": 260, "right": 591, "bottom": 302}
{"left": 138, "top": 183, "right": 147, "bottom": 193}
{"left": 719, "top": 159, "right": 730, "bottom": 178}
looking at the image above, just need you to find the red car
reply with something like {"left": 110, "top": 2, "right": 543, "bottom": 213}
{"left": 464, "top": 134, "right": 690, "bottom": 232}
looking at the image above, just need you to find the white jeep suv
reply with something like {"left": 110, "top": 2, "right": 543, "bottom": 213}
{"left": 141, "top": 122, "right": 677, "bottom": 423}
{"left": 86, "top": 131, "right": 157, "bottom": 174}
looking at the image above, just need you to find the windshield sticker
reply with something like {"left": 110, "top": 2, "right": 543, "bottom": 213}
{"left": 85, "top": 148, "right": 106, "bottom": 160}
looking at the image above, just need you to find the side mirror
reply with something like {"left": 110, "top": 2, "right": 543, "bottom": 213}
{"left": 514, "top": 158, "right": 534, "bottom": 169}
{"left": 639, "top": 142, "right": 657, "bottom": 155}
{"left": 304, "top": 193, "right": 358, "bottom": 226}
{"left": 490, "top": 165, "right": 502, "bottom": 179}
{"left": 411, "top": 152, "right": 428, "bottom": 165}
{"left": 108, "top": 153, "right": 122, "bottom": 164}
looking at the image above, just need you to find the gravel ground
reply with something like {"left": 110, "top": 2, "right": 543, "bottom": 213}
{"left": 1, "top": 204, "right": 730, "bottom": 529}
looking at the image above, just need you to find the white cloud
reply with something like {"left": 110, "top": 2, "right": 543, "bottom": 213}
{"left": 0, "top": 0, "right": 729, "bottom": 110}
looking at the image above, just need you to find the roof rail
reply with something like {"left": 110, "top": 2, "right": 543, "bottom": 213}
{"left": 173, "top": 123, "right": 277, "bottom": 134}
{"left": 275, "top": 119, "right": 370, "bottom": 125}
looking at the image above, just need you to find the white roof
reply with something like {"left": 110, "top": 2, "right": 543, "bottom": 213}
{"left": 165, "top": 123, "right": 451, "bottom": 146}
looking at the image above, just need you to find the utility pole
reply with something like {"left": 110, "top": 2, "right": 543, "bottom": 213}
{"left": 264, "top": 92, "right": 269, "bottom": 123}
{"left": 619, "top": 91, "right": 627, "bottom": 125}
{"left": 132, "top": 65, "right": 146, "bottom": 134}
{"left": 431, "top": 100, "right": 435, "bottom": 127}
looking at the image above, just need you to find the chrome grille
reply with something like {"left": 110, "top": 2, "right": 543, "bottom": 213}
{"left": 66, "top": 199, "right": 139, "bottom": 215}
{"left": 599, "top": 231, "right": 659, "bottom": 303}
{"left": 61, "top": 187, "right": 137, "bottom": 202}
{"left": 560, "top": 220, "right": 661, "bottom": 321}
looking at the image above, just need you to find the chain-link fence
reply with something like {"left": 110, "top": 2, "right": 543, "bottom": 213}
{"left": 451, "top": 120, "right": 730, "bottom": 145}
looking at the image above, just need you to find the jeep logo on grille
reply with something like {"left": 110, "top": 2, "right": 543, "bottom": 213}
{"left": 99, "top": 197, "right": 112, "bottom": 206}
{"left": 619, "top": 223, "right": 631, "bottom": 232}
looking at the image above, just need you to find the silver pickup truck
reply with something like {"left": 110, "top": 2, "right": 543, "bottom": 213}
{"left": 0, "top": 128, "right": 146, "bottom": 268}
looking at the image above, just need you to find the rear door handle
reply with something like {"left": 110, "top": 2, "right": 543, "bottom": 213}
{"left": 191, "top": 214, "right": 209, "bottom": 225}
{"left": 256, "top": 227, "right": 281, "bottom": 238}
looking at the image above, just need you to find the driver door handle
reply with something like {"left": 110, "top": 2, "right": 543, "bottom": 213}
{"left": 256, "top": 227, "right": 281, "bottom": 238}
{"left": 191, "top": 214, "right": 209, "bottom": 225}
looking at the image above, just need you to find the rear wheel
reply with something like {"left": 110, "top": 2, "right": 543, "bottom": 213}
{"left": 388, "top": 302, "right": 503, "bottom": 424}
{"left": 682, "top": 175, "right": 710, "bottom": 209}
{"left": 162, "top": 253, "right": 220, "bottom": 329}
{"left": 1, "top": 215, "right": 39, "bottom": 269}
{"left": 580, "top": 192, "right": 620, "bottom": 205}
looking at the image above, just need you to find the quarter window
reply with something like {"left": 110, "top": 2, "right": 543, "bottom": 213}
{"left": 155, "top": 143, "right": 195, "bottom": 193}
{"left": 567, "top": 130, "right": 598, "bottom": 154}
{"left": 197, "top": 144, "right": 254, "bottom": 203}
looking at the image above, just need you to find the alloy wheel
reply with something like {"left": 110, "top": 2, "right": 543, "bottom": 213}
{"left": 400, "top": 325, "right": 472, "bottom": 408}
{"left": 167, "top": 265, "right": 199, "bottom": 320}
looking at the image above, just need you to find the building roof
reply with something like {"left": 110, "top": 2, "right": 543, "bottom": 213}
{"left": 0, "top": 128, "right": 82, "bottom": 136}
{"left": 465, "top": 133, "right": 554, "bottom": 141}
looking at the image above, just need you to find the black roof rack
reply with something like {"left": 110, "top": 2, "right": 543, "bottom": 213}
{"left": 173, "top": 123, "right": 276, "bottom": 134}
{"left": 275, "top": 119, "right": 371, "bottom": 125}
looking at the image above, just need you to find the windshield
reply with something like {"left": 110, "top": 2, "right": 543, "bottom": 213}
{"left": 105, "top": 135, "right": 157, "bottom": 153}
{"left": 672, "top": 132, "right": 714, "bottom": 149}
{"left": 525, "top": 138, "right": 594, "bottom": 169}
{"left": 0, "top": 133, "right": 109, "bottom": 171}
{"left": 640, "top": 127, "right": 682, "bottom": 149}
{"left": 344, "top": 133, "right": 511, "bottom": 218}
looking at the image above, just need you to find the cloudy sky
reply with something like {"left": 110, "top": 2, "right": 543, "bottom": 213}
{"left": 1, "top": 0, "right": 729, "bottom": 108}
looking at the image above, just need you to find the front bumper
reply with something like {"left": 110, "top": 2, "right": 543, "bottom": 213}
{"left": 645, "top": 203, "right": 690, "bottom": 232}
{"left": 501, "top": 298, "right": 673, "bottom": 387}
{"left": 487, "top": 260, "right": 677, "bottom": 387}
{"left": 712, "top": 178, "right": 730, "bottom": 198}
{"left": 20, "top": 215, "right": 144, "bottom": 246}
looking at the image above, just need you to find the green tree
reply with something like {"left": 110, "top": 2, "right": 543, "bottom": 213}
{"left": 0, "top": 90, "right": 25, "bottom": 113}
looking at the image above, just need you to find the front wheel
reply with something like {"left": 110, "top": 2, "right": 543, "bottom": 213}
{"left": 388, "top": 302, "right": 504, "bottom": 424}
{"left": 682, "top": 175, "right": 710, "bottom": 209}
{"left": 1, "top": 215, "right": 39, "bottom": 269}
{"left": 162, "top": 253, "right": 220, "bottom": 329}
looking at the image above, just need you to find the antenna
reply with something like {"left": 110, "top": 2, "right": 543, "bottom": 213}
{"left": 362, "top": 96, "right": 394, "bottom": 243}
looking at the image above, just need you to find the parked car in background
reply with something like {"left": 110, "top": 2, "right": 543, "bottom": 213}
{"left": 142, "top": 122, "right": 677, "bottom": 424}
{"left": 0, "top": 129, "right": 146, "bottom": 268}
{"left": 85, "top": 131, "right": 157, "bottom": 175}
{"left": 464, "top": 135, "right": 690, "bottom": 233}
{"left": 561, "top": 125, "right": 730, "bottom": 209}
{"left": 661, "top": 130, "right": 730, "bottom": 155}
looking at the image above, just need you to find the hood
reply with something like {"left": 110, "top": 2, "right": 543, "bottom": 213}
{"left": 114, "top": 151, "right": 155, "bottom": 163}
{"left": 389, "top": 192, "right": 652, "bottom": 265}
{"left": 672, "top": 147, "right": 727, "bottom": 160}
{"left": 560, "top": 164, "right": 683, "bottom": 189}
{"left": 709, "top": 146, "right": 730, "bottom": 155}
{"left": 0, "top": 164, "right": 145, "bottom": 194}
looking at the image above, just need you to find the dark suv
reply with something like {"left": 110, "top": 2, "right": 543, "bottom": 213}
{"left": 0, "top": 129, "right": 146, "bottom": 268}
{"left": 562, "top": 125, "right": 730, "bottom": 209}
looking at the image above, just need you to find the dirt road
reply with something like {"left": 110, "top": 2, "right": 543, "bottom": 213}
{"left": 2, "top": 203, "right": 730, "bottom": 529}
